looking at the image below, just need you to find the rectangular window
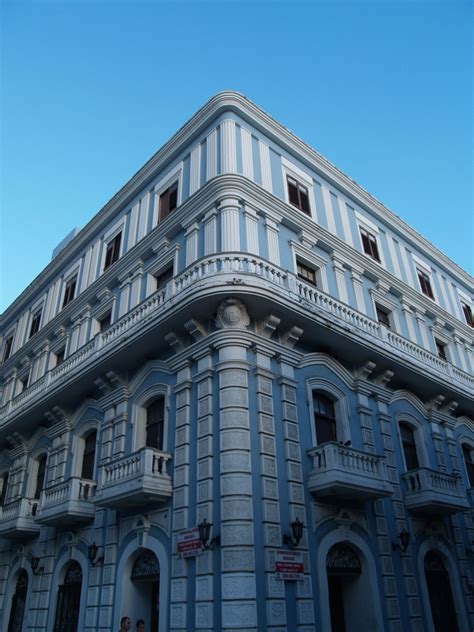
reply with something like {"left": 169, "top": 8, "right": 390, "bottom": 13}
{"left": 155, "top": 266, "right": 174, "bottom": 290}
{"left": 462, "top": 445, "right": 474, "bottom": 487}
{"left": 146, "top": 398, "right": 165, "bottom": 450}
{"left": 20, "top": 374, "right": 29, "bottom": 393}
{"left": 287, "top": 176, "right": 311, "bottom": 215}
{"left": 375, "top": 304, "right": 391, "bottom": 329}
{"left": 29, "top": 309, "right": 42, "bottom": 338}
{"left": 313, "top": 392, "right": 337, "bottom": 444}
{"left": 0, "top": 473, "right": 8, "bottom": 506}
{"left": 104, "top": 232, "right": 122, "bottom": 271}
{"left": 297, "top": 261, "right": 317, "bottom": 287}
{"left": 2, "top": 335, "right": 13, "bottom": 362}
{"left": 400, "top": 423, "right": 419, "bottom": 471}
{"left": 462, "top": 302, "right": 473, "bottom": 327}
{"left": 62, "top": 275, "right": 77, "bottom": 307}
{"left": 417, "top": 269, "right": 434, "bottom": 299}
{"left": 100, "top": 313, "right": 112, "bottom": 332}
{"left": 159, "top": 182, "right": 178, "bottom": 222}
{"left": 55, "top": 347, "right": 65, "bottom": 367}
{"left": 81, "top": 431, "right": 97, "bottom": 480}
{"left": 435, "top": 339, "right": 447, "bottom": 361}
{"left": 360, "top": 228, "right": 381, "bottom": 262}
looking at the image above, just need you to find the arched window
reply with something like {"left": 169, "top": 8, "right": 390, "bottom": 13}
{"left": 131, "top": 550, "right": 160, "bottom": 631}
{"left": 0, "top": 471, "right": 9, "bottom": 506}
{"left": 7, "top": 569, "right": 28, "bottom": 632}
{"left": 146, "top": 399, "right": 164, "bottom": 450}
{"left": 399, "top": 423, "right": 419, "bottom": 471}
{"left": 462, "top": 444, "right": 474, "bottom": 488}
{"left": 53, "top": 561, "right": 82, "bottom": 632}
{"left": 81, "top": 431, "right": 97, "bottom": 480}
{"left": 313, "top": 392, "right": 337, "bottom": 444}
{"left": 424, "top": 551, "right": 458, "bottom": 632}
{"left": 34, "top": 454, "right": 47, "bottom": 499}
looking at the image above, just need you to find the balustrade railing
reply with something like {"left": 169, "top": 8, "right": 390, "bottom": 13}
{"left": 100, "top": 447, "right": 171, "bottom": 488}
{"left": 308, "top": 442, "right": 385, "bottom": 477}
{"left": 402, "top": 468, "right": 464, "bottom": 496}
{"left": 3, "top": 253, "right": 472, "bottom": 421}
{"left": 40, "top": 477, "right": 97, "bottom": 509}
{"left": 0, "top": 497, "right": 38, "bottom": 522}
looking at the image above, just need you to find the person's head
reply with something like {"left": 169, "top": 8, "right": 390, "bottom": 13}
{"left": 136, "top": 620, "right": 145, "bottom": 632}
{"left": 120, "top": 616, "right": 131, "bottom": 631}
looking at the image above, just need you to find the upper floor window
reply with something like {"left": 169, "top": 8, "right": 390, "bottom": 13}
{"left": 417, "top": 269, "right": 434, "bottom": 300}
{"left": 313, "top": 392, "right": 337, "bottom": 444}
{"left": 297, "top": 261, "right": 317, "bottom": 287}
{"left": 375, "top": 303, "right": 391, "bottom": 329}
{"left": 399, "top": 422, "right": 419, "bottom": 471}
{"left": 19, "top": 373, "right": 29, "bottom": 393}
{"left": 2, "top": 334, "right": 13, "bottom": 362}
{"left": 29, "top": 308, "right": 42, "bottom": 338}
{"left": 0, "top": 472, "right": 9, "bottom": 506}
{"left": 55, "top": 347, "right": 66, "bottom": 367}
{"left": 155, "top": 266, "right": 173, "bottom": 290}
{"left": 159, "top": 181, "right": 178, "bottom": 222}
{"left": 146, "top": 398, "right": 164, "bottom": 450}
{"left": 104, "top": 232, "right": 122, "bottom": 271}
{"left": 287, "top": 176, "right": 311, "bottom": 215}
{"left": 360, "top": 227, "right": 381, "bottom": 262}
{"left": 34, "top": 454, "right": 47, "bottom": 499}
{"left": 100, "top": 312, "right": 112, "bottom": 332}
{"left": 434, "top": 339, "right": 448, "bottom": 362}
{"left": 462, "top": 444, "right": 474, "bottom": 487}
{"left": 461, "top": 302, "right": 473, "bottom": 327}
{"left": 81, "top": 431, "right": 97, "bottom": 480}
{"left": 62, "top": 275, "right": 77, "bottom": 307}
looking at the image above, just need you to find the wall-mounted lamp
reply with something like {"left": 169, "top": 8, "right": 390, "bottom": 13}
{"left": 283, "top": 517, "right": 304, "bottom": 548}
{"left": 30, "top": 556, "right": 44, "bottom": 575}
{"left": 88, "top": 543, "right": 104, "bottom": 566}
{"left": 392, "top": 528, "right": 410, "bottom": 553}
{"left": 198, "top": 519, "right": 220, "bottom": 550}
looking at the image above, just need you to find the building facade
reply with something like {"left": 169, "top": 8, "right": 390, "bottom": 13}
{"left": 0, "top": 92, "right": 473, "bottom": 632}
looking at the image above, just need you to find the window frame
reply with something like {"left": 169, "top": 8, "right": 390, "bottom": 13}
{"left": 462, "top": 443, "right": 474, "bottom": 488}
{"left": 153, "top": 162, "right": 183, "bottom": 226}
{"left": 286, "top": 175, "right": 311, "bottom": 215}
{"left": 146, "top": 398, "right": 165, "bottom": 450}
{"left": 132, "top": 385, "right": 170, "bottom": 451}
{"left": 461, "top": 301, "right": 473, "bottom": 328}
{"left": 158, "top": 181, "right": 179, "bottom": 223}
{"left": 359, "top": 226, "right": 381, "bottom": 263}
{"left": 281, "top": 157, "right": 314, "bottom": 219}
{"left": 375, "top": 302, "right": 392, "bottom": 329}
{"left": 306, "top": 378, "right": 351, "bottom": 447}
{"left": 81, "top": 430, "right": 98, "bottom": 480}
{"left": 313, "top": 392, "right": 338, "bottom": 445}
{"left": 290, "top": 241, "right": 328, "bottom": 293}
{"left": 62, "top": 274, "right": 78, "bottom": 308}
{"left": 29, "top": 307, "right": 43, "bottom": 339}
{"left": 417, "top": 268, "right": 435, "bottom": 300}
{"left": 2, "top": 332, "right": 14, "bottom": 362}
{"left": 103, "top": 231, "right": 122, "bottom": 271}
{"left": 297, "top": 260, "right": 318, "bottom": 287}
{"left": 399, "top": 421, "right": 420, "bottom": 471}
{"left": 395, "top": 416, "right": 428, "bottom": 473}
{"left": 434, "top": 338, "right": 448, "bottom": 362}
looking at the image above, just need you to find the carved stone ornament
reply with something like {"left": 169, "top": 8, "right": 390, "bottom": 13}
{"left": 215, "top": 298, "right": 250, "bottom": 329}
{"left": 326, "top": 543, "right": 361, "bottom": 575}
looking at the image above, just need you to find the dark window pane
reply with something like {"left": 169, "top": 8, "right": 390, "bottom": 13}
{"left": 146, "top": 398, "right": 164, "bottom": 450}
{"left": 313, "top": 393, "right": 336, "bottom": 444}
{"left": 81, "top": 431, "right": 97, "bottom": 480}
{"left": 29, "top": 309, "right": 42, "bottom": 338}
{"left": 35, "top": 455, "right": 47, "bottom": 499}
{"left": 287, "top": 176, "right": 311, "bottom": 215}
{"left": 462, "top": 303, "right": 473, "bottom": 327}
{"left": 400, "top": 423, "right": 419, "bottom": 471}
{"left": 368, "top": 234, "right": 380, "bottom": 261}
{"left": 104, "top": 233, "right": 122, "bottom": 270}
{"left": 100, "top": 313, "right": 111, "bottom": 332}
{"left": 62, "top": 276, "right": 77, "bottom": 307}
{"left": 435, "top": 340, "right": 447, "bottom": 361}
{"left": 297, "top": 262, "right": 317, "bottom": 286}
{"left": 418, "top": 271, "right": 434, "bottom": 299}
{"left": 169, "top": 183, "right": 178, "bottom": 211}
{"left": 299, "top": 184, "right": 311, "bottom": 215}
{"left": 159, "top": 181, "right": 179, "bottom": 222}
{"left": 155, "top": 267, "right": 173, "bottom": 290}
{"left": 2, "top": 335, "right": 13, "bottom": 361}
{"left": 0, "top": 473, "right": 8, "bottom": 506}
{"left": 56, "top": 348, "right": 65, "bottom": 366}
{"left": 376, "top": 304, "right": 391, "bottom": 328}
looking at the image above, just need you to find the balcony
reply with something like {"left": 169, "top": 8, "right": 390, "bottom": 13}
{"left": 36, "top": 477, "right": 96, "bottom": 527}
{"left": 401, "top": 468, "right": 470, "bottom": 514}
{"left": 94, "top": 447, "right": 172, "bottom": 509}
{"left": 0, "top": 497, "right": 40, "bottom": 539}
{"left": 307, "top": 442, "right": 393, "bottom": 502}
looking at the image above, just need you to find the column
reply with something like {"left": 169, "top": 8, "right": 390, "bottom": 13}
{"left": 203, "top": 208, "right": 217, "bottom": 256}
{"left": 349, "top": 264, "right": 366, "bottom": 313}
{"left": 244, "top": 204, "right": 259, "bottom": 255}
{"left": 331, "top": 254, "right": 348, "bottom": 304}
{"left": 185, "top": 222, "right": 200, "bottom": 268}
{"left": 264, "top": 216, "right": 280, "bottom": 266}
{"left": 400, "top": 301, "right": 417, "bottom": 342}
{"left": 413, "top": 310, "right": 430, "bottom": 349}
{"left": 220, "top": 197, "right": 240, "bottom": 252}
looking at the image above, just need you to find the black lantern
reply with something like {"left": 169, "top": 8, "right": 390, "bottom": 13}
{"left": 30, "top": 556, "right": 44, "bottom": 575}
{"left": 392, "top": 528, "right": 410, "bottom": 552}
{"left": 198, "top": 519, "right": 220, "bottom": 550}
{"left": 88, "top": 543, "right": 104, "bottom": 566}
{"left": 283, "top": 517, "right": 304, "bottom": 547}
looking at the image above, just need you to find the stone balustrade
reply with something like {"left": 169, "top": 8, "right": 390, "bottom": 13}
{"left": 0, "top": 496, "right": 40, "bottom": 538}
{"left": 401, "top": 467, "right": 469, "bottom": 514}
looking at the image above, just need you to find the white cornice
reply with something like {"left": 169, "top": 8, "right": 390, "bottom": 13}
{"left": 2, "top": 92, "right": 471, "bottom": 327}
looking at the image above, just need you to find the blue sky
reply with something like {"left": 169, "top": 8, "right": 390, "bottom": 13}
{"left": 1, "top": 0, "right": 472, "bottom": 314}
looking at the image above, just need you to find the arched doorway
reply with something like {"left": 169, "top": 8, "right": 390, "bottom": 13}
{"left": 424, "top": 550, "right": 459, "bottom": 632}
{"left": 7, "top": 569, "right": 28, "bottom": 632}
{"left": 130, "top": 549, "right": 160, "bottom": 632}
{"left": 326, "top": 543, "right": 361, "bottom": 632}
{"left": 53, "top": 561, "right": 82, "bottom": 632}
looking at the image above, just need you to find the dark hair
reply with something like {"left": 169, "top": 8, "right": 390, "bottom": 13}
{"left": 120, "top": 617, "right": 130, "bottom": 627}
{"left": 136, "top": 622, "right": 145, "bottom": 628}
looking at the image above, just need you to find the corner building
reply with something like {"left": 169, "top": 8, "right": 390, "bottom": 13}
{"left": 0, "top": 92, "right": 473, "bottom": 632}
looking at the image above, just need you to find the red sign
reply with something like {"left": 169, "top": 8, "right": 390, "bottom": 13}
{"left": 275, "top": 549, "right": 304, "bottom": 580}
{"left": 177, "top": 527, "right": 202, "bottom": 558}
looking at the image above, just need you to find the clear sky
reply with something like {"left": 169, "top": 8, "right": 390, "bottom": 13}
{"left": 1, "top": 0, "right": 472, "bottom": 314}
